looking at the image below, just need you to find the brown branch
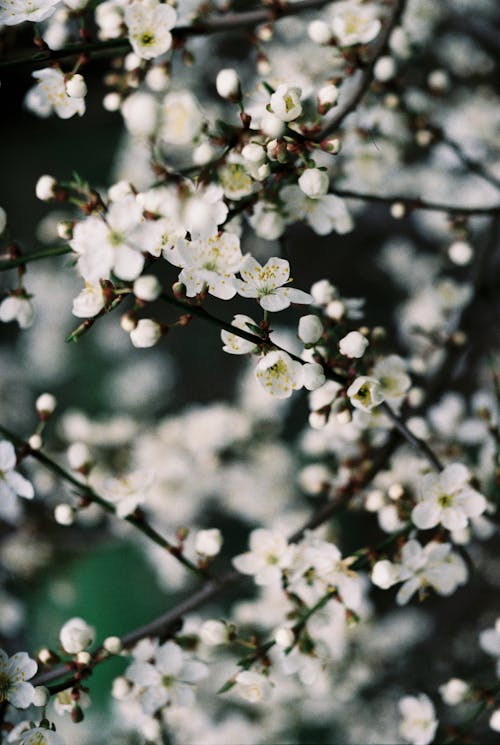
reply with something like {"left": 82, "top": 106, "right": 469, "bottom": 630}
{"left": 330, "top": 188, "right": 500, "bottom": 216}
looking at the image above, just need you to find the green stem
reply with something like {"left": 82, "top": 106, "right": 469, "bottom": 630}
{"left": 0, "top": 245, "right": 72, "bottom": 271}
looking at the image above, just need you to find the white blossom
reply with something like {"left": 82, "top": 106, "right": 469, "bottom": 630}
{"left": 398, "top": 693, "right": 438, "bottom": 745}
{"left": 59, "top": 617, "right": 95, "bottom": 654}
{"left": 65, "top": 73, "right": 87, "bottom": 99}
{"left": 331, "top": 1, "right": 382, "bottom": 47}
{"left": 0, "top": 295, "right": 34, "bottom": 329}
{"left": 221, "top": 314, "right": 259, "bottom": 355}
{"left": 338, "top": 330, "right": 369, "bottom": 358}
{"left": 161, "top": 90, "right": 203, "bottom": 146}
{"left": 412, "top": 463, "right": 487, "bottom": 532}
{"left": 130, "top": 319, "right": 162, "bottom": 348}
{"left": 255, "top": 351, "right": 304, "bottom": 399}
{"left": 234, "top": 670, "right": 271, "bottom": 702}
{"left": 347, "top": 376, "right": 384, "bottom": 412}
{"left": 133, "top": 275, "right": 161, "bottom": 302}
{"left": 298, "top": 169, "right": 329, "bottom": 199}
{"left": 26, "top": 68, "right": 85, "bottom": 119}
{"left": 269, "top": 84, "right": 302, "bottom": 122}
{"left": 232, "top": 528, "right": 290, "bottom": 585}
{"left": 72, "top": 283, "right": 105, "bottom": 318}
{"left": 216, "top": 68, "right": 240, "bottom": 99}
{"left": 281, "top": 185, "right": 353, "bottom": 236}
{"left": 0, "top": 650, "right": 37, "bottom": 708}
{"left": 195, "top": 528, "right": 223, "bottom": 557}
{"left": 0, "top": 0, "right": 60, "bottom": 25}
{"left": 236, "top": 256, "right": 312, "bottom": 311}
{"left": 298, "top": 314, "right": 323, "bottom": 345}
{"left": 124, "top": 0, "right": 176, "bottom": 60}
{"left": 439, "top": 678, "right": 469, "bottom": 705}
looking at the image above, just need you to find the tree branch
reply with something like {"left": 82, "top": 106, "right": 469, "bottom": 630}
{"left": 329, "top": 188, "right": 500, "bottom": 216}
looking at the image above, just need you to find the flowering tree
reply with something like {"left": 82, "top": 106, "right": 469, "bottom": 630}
{"left": 0, "top": 0, "right": 499, "bottom": 742}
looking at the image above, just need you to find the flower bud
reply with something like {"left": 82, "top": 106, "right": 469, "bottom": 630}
{"left": 103, "top": 636, "right": 123, "bottom": 654}
{"left": 66, "top": 73, "right": 87, "bottom": 99}
{"left": 321, "top": 137, "right": 341, "bottom": 154}
{"left": 133, "top": 275, "right": 161, "bottom": 302}
{"left": 317, "top": 84, "right": 339, "bottom": 113}
{"left": 298, "top": 168, "right": 329, "bottom": 199}
{"left": 130, "top": 318, "right": 162, "bottom": 348}
{"left": 274, "top": 626, "right": 294, "bottom": 648}
{"left": 59, "top": 617, "right": 95, "bottom": 654}
{"left": 269, "top": 84, "right": 302, "bottom": 122}
{"left": 36, "top": 392, "right": 57, "bottom": 416}
{"left": 54, "top": 503, "right": 75, "bottom": 526}
{"left": 216, "top": 68, "right": 240, "bottom": 99}
{"left": 33, "top": 686, "right": 49, "bottom": 707}
{"left": 298, "top": 314, "right": 323, "bottom": 344}
{"left": 448, "top": 240, "right": 473, "bottom": 266}
{"left": 241, "top": 143, "right": 266, "bottom": 164}
{"left": 308, "top": 19, "right": 331, "bottom": 44}
{"left": 103, "top": 92, "right": 121, "bottom": 112}
{"left": 67, "top": 442, "right": 91, "bottom": 471}
{"left": 112, "top": 676, "right": 131, "bottom": 700}
{"left": 200, "top": 619, "right": 228, "bottom": 646}
{"left": 338, "top": 330, "right": 369, "bottom": 358}
{"left": 120, "top": 312, "right": 137, "bottom": 332}
{"left": 57, "top": 220, "right": 73, "bottom": 240}
{"left": 374, "top": 56, "right": 396, "bottom": 82}
{"left": 76, "top": 651, "right": 92, "bottom": 665}
{"left": 36, "top": 175, "right": 57, "bottom": 201}
{"left": 195, "top": 528, "right": 223, "bottom": 557}
{"left": 29, "top": 434, "right": 43, "bottom": 450}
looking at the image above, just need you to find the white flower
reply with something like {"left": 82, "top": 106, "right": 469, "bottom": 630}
{"left": 65, "top": 73, "right": 87, "bottom": 99}
{"left": 219, "top": 162, "right": 254, "bottom": 201}
{"left": 439, "top": 678, "right": 469, "bottom": 705}
{"left": 298, "top": 314, "right": 323, "bottom": 345}
{"left": 167, "top": 232, "right": 243, "bottom": 300}
{"left": 371, "top": 540, "right": 468, "bottom": 605}
{"left": 317, "top": 84, "right": 340, "bottom": 109}
{"left": 269, "top": 84, "right": 302, "bottom": 122}
{"left": 221, "top": 314, "right": 259, "bottom": 355}
{"left": 255, "top": 351, "right": 304, "bottom": 399}
{"left": 0, "top": 441, "right": 34, "bottom": 523}
{"left": 0, "top": 650, "right": 37, "bottom": 708}
{"left": 35, "top": 393, "right": 56, "bottom": 415}
{"left": 236, "top": 256, "right": 312, "bottom": 312}
{"left": 70, "top": 196, "right": 144, "bottom": 282}
{"left": 161, "top": 90, "right": 203, "bottom": 145}
{"left": 232, "top": 528, "right": 289, "bottom": 585}
{"left": 338, "top": 330, "right": 368, "bottom": 358}
{"left": 26, "top": 68, "right": 85, "bottom": 119}
{"left": 122, "top": 91, "right": 158, "bottom": 137}
{"left": 241, "top": 143, "right": 265, "bottom": 164}
{"left": 0, "top": 0, "right": 60, "bottom": 25}
{"left": 234, "top": 670, "right": 271, "bottom": 702}
{"left": 124, "top": 0, "right": 176, "bottom": 60}
{"left": 373, "top": 354, "right": 411, "bottom": 401}
{"left": 133, "top": 275, "right": 161, "bottom": 302}
{"left": 331, "top": 1, "right": 382, "bottom": 47}
{"left": 35, "top": 174, "right": 56, "bottom": 201}
{"left": 59, "top": 617, "right": 95, "bottom": 654}
{"left": 195, "top": 528, "right": 223, "bottom": 557}
{"left": 9, "top": 724, "right": 65, "bottom": 745}
{"left": 0, "top": 295, "right": 34, "bottom": 329}
{"left": 72, "top": 283, "right": 105, "bottom": 318}
{"left": 298, "top": 169, "right": 329, "bottom": 199}
{"left": 347, "top": 376, "right": 384, "bottom": 412}
{"left": 54, "top": 686, "right": 90, "bottom": 716}
{"left": 125, "top": 640, "right": 208, "bottom": 714}
{"left": 215, "top": 68, "right": 240, "bottom": 99}
{"left": 130, "top": 319, "right": 162, "bottom": 348}
{"left": 102, "top": 470, "right": 152, "bottom": 517}
{"left": 247, "top": 201, "right": 286, "bottom": 240}
{"left": 281, "top": 185, "right": 353, "bottom": 236}
{"left": 412, "top": 463, "right": 487, "bottom": 532}
{"left": 398, "top": 693, "right": 438, "bottom": 745}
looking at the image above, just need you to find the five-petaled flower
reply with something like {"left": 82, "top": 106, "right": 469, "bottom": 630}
{"left": 235, "top": 257, "right": 312, "bottom": 311}
{"left": 0, "top": 649, "right": 37, "bottom": 709}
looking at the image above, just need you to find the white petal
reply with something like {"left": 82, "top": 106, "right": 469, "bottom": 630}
{"left": 6, "top": 471, "right": 34, "bottom": 499}
{"left": 0, "top": 440, "right": 16, "bottom": 471}
{"left": 412, "top": 501, "right": 441, "bottom": 530}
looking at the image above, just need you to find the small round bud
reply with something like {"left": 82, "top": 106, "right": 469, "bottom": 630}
{"left": 365, "top": 489, "right": 385, "bottom": 512}
{"left": 103, "top": 92, "right": 121, "bottom": 112}
{"left": 130, "top": 318, "right": 162, "bottom": 348}
{"left": 338, "top": 331, "right": 369, "bottom": 358}
{"left": 145, "top": 65, "right": 170, "bottom": 92}
{"left": 274, "top": 627, "right": 294, "bottom": 648}
{"left": 120, "top": 312, "right": 137, "bottom": 332}
{"left": 317, "top": 84, "right": 339, "bottom": 109}
{"left": 76, "top": 651, "right": 92, "bottom": 665}
{"left": 321, "top": 137, "right": 341, "bottom": 154}
{"left": 256, "top": 23, "right": 273, "bottom": 42}
{"left": 199, "top": 619, "right": 228, "bottom": 646}
{"left": 103, "top": 636, "right": 123, "bottom": 654}
{"left": 133, "top": 275, "right": 161, "bottom": 302}
{"left": 298, "top": 168, "right": 329, "bottom": 199}
{"left": 416, "top": 129, "right": 432, "bottom": 147}
{"left": 448, "top": 240, "right": 473, "bottom": 266}
{"left": 326, "top": 300, "right": 345, "bottom": 320}
{"left": 54, "top": 503, "right": 75, "bottom": 526}
{"left": 36, "top": 175, "right": 57, "bottom": 201}
{"left": 195, "top": 528, "right": 223, "bottom": 557}
{"left": 241, "top": 143, "right": 266, "bottom": 164}
{"left": 388, "top": 483, "right": 404, "bottom": 500}
{"left": 67, "top": 442, "right": 92, "bottom": 471}
{"left": 428, "top": 69, "right": 449, "bottom": 93}
{"left": 66, "top": 73, "right": 87, "bottom": 99}
{"left": 38, "top": 648, "right": 55, "bottom": 665}
{"left": 192, "top": 142, "right": 215, "bottom": 166}
{"left": 256, "top": 163, "right": 270, "bottom": 180}
{"left": 308, "top": 19, "right": 331, "bottom": 44}
{"left": 112, "top": 676, "right": 131, "bottom": 700}
{"left": 390, "top": 202, "right": 406, "bottom": 219}
{"left": 298, "top": 314, "right": 323, "bottom": 344}
{"left": 124, "top": 52, "right": 141, "bottom": 71}
{"left": 36, "top": 392, "right": 56, "bottom": 416}
{"left": 374, "top": 56, "right": 396, "bottom": 82}
{"left": 216, "top": 68, "right": 240, "bottom": 99}
{"left": 29, "top": 434, "right": 43, "bottom": 450}
{"left": 33, "top": 686, "right": 49, "bottom": 707}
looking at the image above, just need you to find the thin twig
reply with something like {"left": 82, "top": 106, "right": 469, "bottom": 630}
{"left": 330, "top": 188, "right": 500, "bottom": 216}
